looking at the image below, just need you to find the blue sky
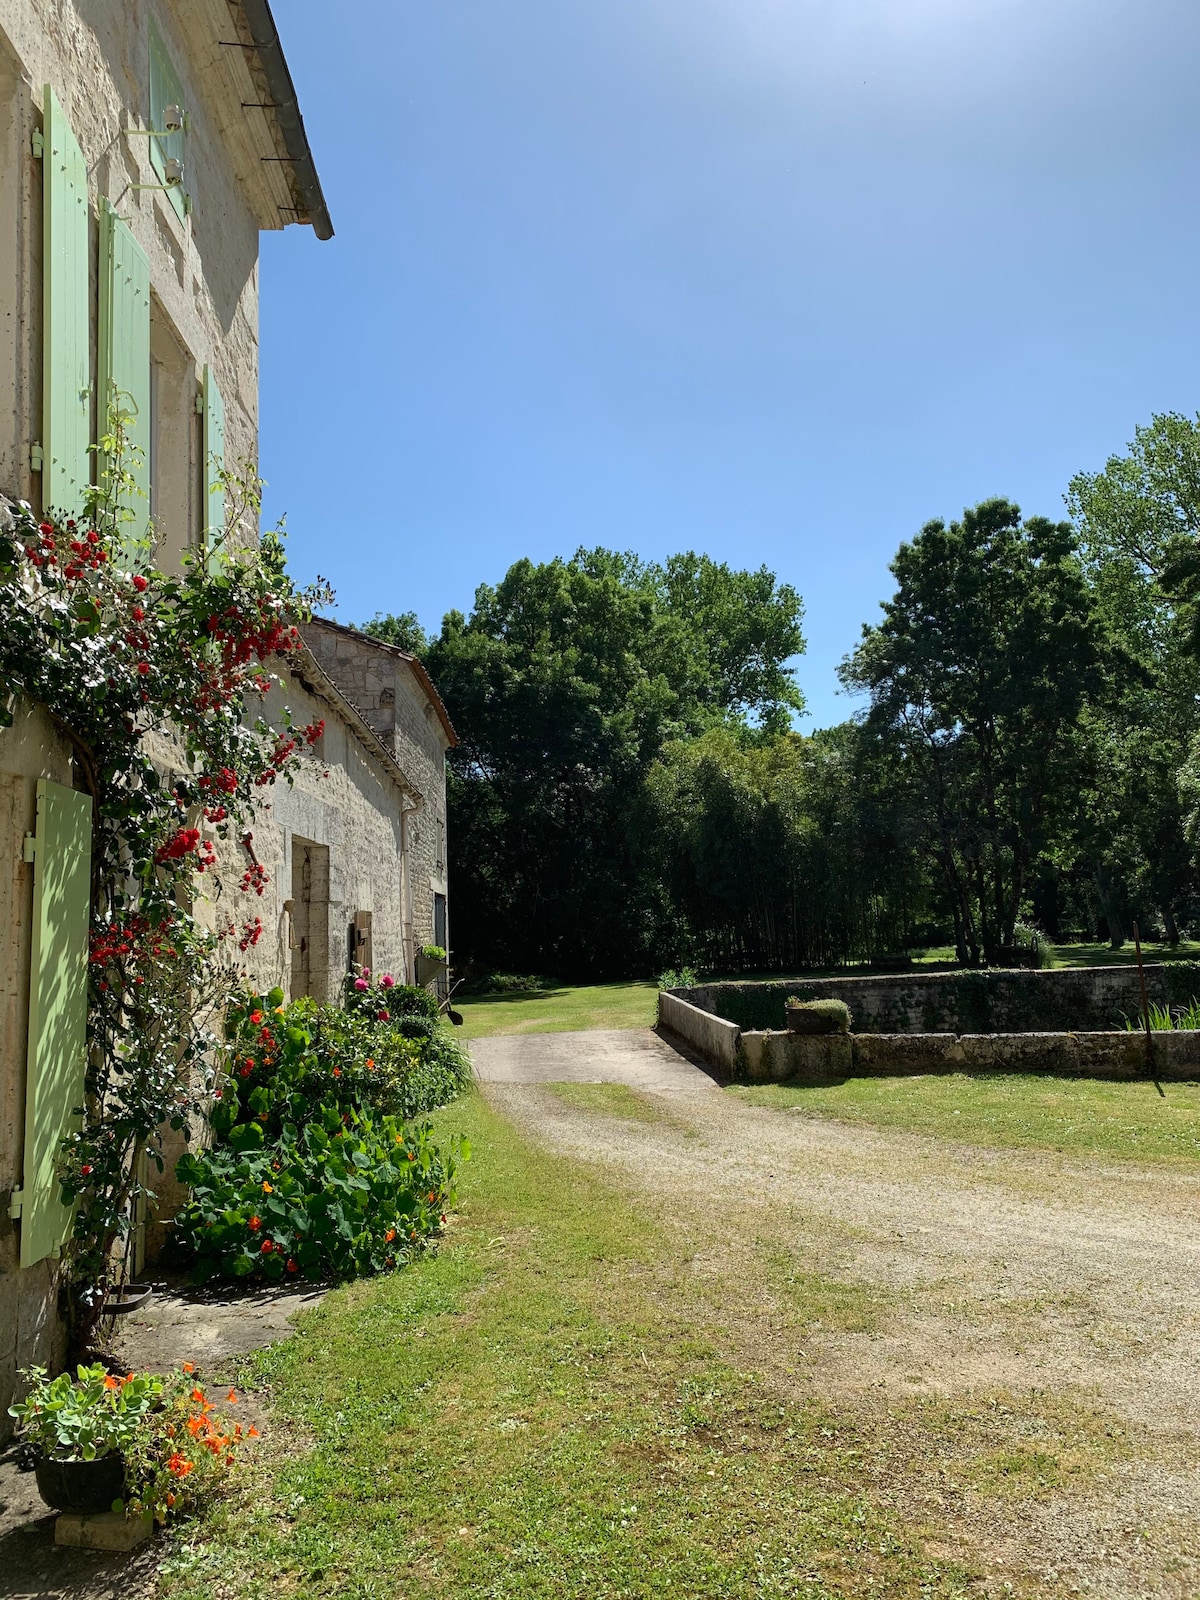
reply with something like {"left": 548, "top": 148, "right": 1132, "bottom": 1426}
{"left": 260, "top": 0, "right": 1200, "bottom": 730}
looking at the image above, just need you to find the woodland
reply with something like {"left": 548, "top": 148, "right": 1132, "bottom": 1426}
{"left": 366, "top": 413, "right": 1200, "bottom": 979}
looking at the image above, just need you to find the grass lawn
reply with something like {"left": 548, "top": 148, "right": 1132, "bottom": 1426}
{"left": 732, "top": 1073, "right": 1200, "bottom": 1167}
{"left": 160, "top": 1092, "right": 1008, "bottom": 1600}
{"left": 454, "top": 980, "right": 658, "bottom": 1039}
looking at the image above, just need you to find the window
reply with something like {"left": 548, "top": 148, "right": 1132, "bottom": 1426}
{"left": 149, "top": 21, "right": 189, "bottom": 222}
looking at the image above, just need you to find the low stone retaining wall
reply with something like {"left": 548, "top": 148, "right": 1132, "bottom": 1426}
{"left": 739, "top": 1028, "right": 1200, "bottom": 1084}
{"left": 675, "top": 962, "right": 1200, "bottom": 1036}
{"left": 657, "top": 991, "right": 741, "bottom": 1076}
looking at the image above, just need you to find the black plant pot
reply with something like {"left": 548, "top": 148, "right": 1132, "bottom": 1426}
{"left": 34, "top": 1451, "right": 125, "bottom": 1514}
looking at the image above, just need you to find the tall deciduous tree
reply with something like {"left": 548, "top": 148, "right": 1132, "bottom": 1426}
{"left": 425, "top": 548, "right": 805, "bottom": 975}
{"left": 1068, "top": 412, "right": 1200, "bottom": 935}
{"left": 842, "top": 499, "right": 1108, "bottom": 964}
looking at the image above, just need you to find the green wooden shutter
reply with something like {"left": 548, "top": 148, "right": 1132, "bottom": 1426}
{"left": 201, "top": 364, "right": 225, "bottom": 568}
{"left": 97, "top": 201, "right": 151, "bottom": 550}
{"left": 148, "top": 21, "right": 189, "bottom": 221}
{"left": 19, "top": 780, "right": 92, "bottom": 1270}
{"left": 42, "top": 87, "right": 91, "bottom": 520}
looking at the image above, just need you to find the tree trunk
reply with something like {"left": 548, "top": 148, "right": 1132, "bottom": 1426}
{"left": 1161, "top": 903, "right": 1181, "bottom": 946}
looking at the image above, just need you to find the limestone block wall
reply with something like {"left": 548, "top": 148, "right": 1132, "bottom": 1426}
{"left": 0, "top": 0, "right": 267, "bottom": 533}
{"left": 0, "top": 704, "right": 76, "bottom": 1442}
{"left": 737, "top": 1028, "right": 1200, "bottom": 1086}
{"left": 200, "top": 671, "right": 409, "bottom": 1001}
{"left": 681, "top": 964, "right": 1200, "bottom": 1036}
{"left": 302, "top": 621, "right": 453, "bottom": 959}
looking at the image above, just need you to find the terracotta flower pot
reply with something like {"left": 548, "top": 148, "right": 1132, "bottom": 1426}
{"left": 34, "top": 1451, "right": 126, "bottom": 1514}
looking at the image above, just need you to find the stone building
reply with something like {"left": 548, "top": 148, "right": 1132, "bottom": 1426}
{"left": 302, "top": 617, "right": 457, "bottom": 976}
{"left": 0, "top": 0, "right": 450, "bottom": 1431}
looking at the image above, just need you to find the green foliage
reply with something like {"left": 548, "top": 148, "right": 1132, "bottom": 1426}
{"left": 428, "top": 547, "right": 805, "bottom": 977}
{"left": 1123, "top": 999, "right": 1200, "bottom": 1031}
{"left": 420, "top": 943, "right": 447, "bottom": 962}
{"left": 462, "top": 972, "right": 549, "bottom": 995}
{"left": 174, "top": 1116, "right": 460, "bottom": 1284}
{"left": 120, "top": 1371, "right": 250, "bottom": 1526}
{"left": 657, "top": 966, "right": 699, "bottom": 990}
{"left": 8, "top": 1363, "right": 162, "bottom": 1462}
{"left": 1011, "top": 922, "right": 1054, "bottom": 969}
{"left": 642, "top": 722, "right": 923, "bottom": 972}
{"left": 842, "top": 499, "right": 1111, "bottom": 966}
{"left": 174, "top": 976, "right": 471, "bottom": 1286}
{"left": 361, "top": 610, "right": 429, "bottom": 655}
{"left": 785, "top": 997, "right": 852, "bottom": 1034}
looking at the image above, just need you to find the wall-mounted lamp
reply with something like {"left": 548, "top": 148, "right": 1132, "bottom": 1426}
{"left": 125, "top": 109, "right": 188, "bottom": 141}
{"left": 132, "top": 156, "right": 185, "bottom": 196}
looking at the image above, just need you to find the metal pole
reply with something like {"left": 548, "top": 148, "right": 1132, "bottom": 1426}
{"left": 1133, "top": 921, "right": 1164, "bottom": 1097}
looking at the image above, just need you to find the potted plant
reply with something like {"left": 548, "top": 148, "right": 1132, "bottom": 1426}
{"left": 9, "top": 1363, "right": 254, "bottom": 1523}
{"left": 8, "top": 1364, "right": 164, "bottom": 1514}
{"left": 415, "top": 943, "right": 448, "bottom": 987}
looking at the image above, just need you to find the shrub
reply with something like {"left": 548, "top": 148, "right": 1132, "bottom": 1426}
{"left": 174, "top": 1114, "right": 461, "bottom": 1284}
{"left": 464, "top": 973, "right": 548, "bottom": 995}
{"left": 420, "top": 943, "right": 447, "bottom": 962}
{"left": 658, "top": 967, "right": 699, "bottom": 990}
{"left": 174, "top": 980, "right": 472, "bottom": 1285}
{"left": 785, "top": 998, "right": 852, "bottom": 1034}
{"left": 1012, "top": 921, "right": 1054, "bottom": 969}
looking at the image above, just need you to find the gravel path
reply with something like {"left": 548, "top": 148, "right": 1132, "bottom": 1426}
{"left": 476, "top": 1027, "right": 1200, "bottom": 1598}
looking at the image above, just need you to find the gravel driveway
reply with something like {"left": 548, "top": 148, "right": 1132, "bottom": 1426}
{"left": 473, "top": 1027, "right": 1200, "bottom": 1598}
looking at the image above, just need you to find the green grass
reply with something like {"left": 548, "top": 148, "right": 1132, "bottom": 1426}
{"left": 1048, "top": 940, "right": 1200, "bottom": 969}
{"left": 543, "top": 1081, "right": 677, "bottom": 1125}
{"left": 159, "top": 1093, "right": 1003, "bottom": 1600}
{"left": 732, "top": 1073, "right": 1200, "bottom": 1167}
{"left": 455, "top": 980, "right": 658, "bottom": 1039}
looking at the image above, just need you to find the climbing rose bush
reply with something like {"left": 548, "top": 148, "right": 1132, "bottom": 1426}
{"left": 0, "top": 469, "right": 330, "bottom": 1330}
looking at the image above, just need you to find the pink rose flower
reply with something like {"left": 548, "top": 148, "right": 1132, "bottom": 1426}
{"left": 380, "top": 974, "right": 395, "bottom": 989}
{"left": 354, "top": 977, "right": 369, "bottom": 992}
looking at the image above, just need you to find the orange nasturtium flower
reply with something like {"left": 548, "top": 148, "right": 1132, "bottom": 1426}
{"left": 190, "top": 1387, "right": 206, "bottom": 1405}
{"left": 247, "top": 1425, "right": 260, "bottom": 1438}
{"left": 103, "top": 1375, "right": 120, "bottom": 1391}
{"left": 181, "top": 1361, "right": 195, "bottom": 1374}
{"left": 385, "top": 1228, "right": 396, "bottom": 1243}
{"left": 248, "top": 1215, "right": 261, "bottom": 1231}
{"left": 262, "top": 1181, "right": 273, "bottom": 1193}
{"left": 227, "top": 1389, "right": 239, "bottom": 1404}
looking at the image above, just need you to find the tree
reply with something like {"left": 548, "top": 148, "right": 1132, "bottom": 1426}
{"left": 1068, "top": 413, "right": 1200, "bottom": 940}
{"left": 426, "top": 548, "right": 805, "bottom": 976}
{"left": 842, "top": 499, "right": 1109, "bottom": 964}
{"left": 641, "top": 722, "right": 926, "bottom": 972}
{"left": 362, "top": 610, "right": 429, "bottom": 655}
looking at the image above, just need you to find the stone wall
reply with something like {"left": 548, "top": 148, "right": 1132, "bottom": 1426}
{"left": 658, "top": 991, "right": 741, "bottom": 1076}
{"left": 0, "top": 705, "right": 76, "bottom": 1442}
{"left": 679, "top": 964, "right": 1200, "bottom": 1036}
{"left": 0, "top": 0, "right": 281, "bottom": 540}
{"left": 738, "top": 1028, "right": 1200, "bottom": 1085}
{"left": 303, "top": 620, "right": 454, "bottom": 962}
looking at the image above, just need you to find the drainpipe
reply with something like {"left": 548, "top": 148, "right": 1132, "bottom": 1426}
{"left": 236, "top": 0, "right": 334, "bottom": 240}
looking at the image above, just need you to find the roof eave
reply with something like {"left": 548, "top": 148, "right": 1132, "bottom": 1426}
{"left": 232, "top": 0, "right": 333, "bottom": 240}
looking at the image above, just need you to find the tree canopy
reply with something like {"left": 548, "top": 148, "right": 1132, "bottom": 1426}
{"left": 359, "top": 413, "right": 1200, "bottom": 979}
